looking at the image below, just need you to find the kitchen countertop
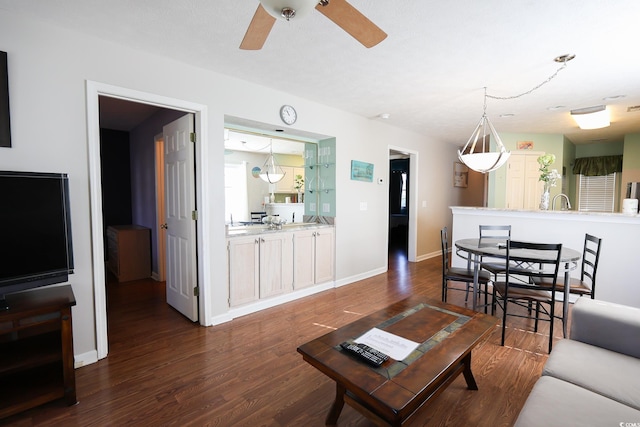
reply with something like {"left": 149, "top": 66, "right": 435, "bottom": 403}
{"left": 226, "top": 222, "right": 333, "bottom": 238}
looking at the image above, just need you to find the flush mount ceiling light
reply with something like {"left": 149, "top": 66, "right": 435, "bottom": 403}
{"left": 259, "top": 139, "right": 286, "bottom": 183}
{"left": 570, "top": 105, "right": 610, "bottom": 129}
{"left": 458, "top": 54, "right": 575, "bottom": 174}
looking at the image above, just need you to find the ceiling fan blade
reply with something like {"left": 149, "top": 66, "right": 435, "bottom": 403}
{"left": 240, "top": 4, "right": 276, "bottom": 50}
{"left": 315, "top": 0, "right": 387, "bottom": 48}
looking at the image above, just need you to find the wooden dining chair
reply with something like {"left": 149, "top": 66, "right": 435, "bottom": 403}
{"left": 532, "top": 233, "right": 602, "bottom": 299}
{"left": 441, "top": 227, "right": 491, "bottom": 309}
{"left": 492, "top": 240, "right": 563, "bottom": 353}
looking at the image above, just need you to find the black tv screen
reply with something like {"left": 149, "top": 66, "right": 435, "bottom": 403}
{"left": 0, "top": 171, "right": 74, "bottom": 309}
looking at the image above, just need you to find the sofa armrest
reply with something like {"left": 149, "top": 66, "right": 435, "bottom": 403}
{"left": 570, "top": 298, "right": 640, "bottom": 359}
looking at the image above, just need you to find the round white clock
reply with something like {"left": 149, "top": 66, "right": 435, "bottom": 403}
{"left": 279, "top": 105, "right": 297, "bottom": 125}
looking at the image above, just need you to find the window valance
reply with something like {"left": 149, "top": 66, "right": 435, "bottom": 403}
{"left": 572, "top": 155, "right": 623, "bottom": 176}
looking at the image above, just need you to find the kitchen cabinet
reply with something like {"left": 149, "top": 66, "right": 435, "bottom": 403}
{"left": 228, "top": 232, "right": 294, "bottom": 306}
{"left": 293, "top": 228, "right": 335, "bottom": 289}
{"left": 275, "top": 167, "right": 304, "bottom": 193}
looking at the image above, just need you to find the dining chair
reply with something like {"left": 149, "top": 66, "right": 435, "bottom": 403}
{"left": 492, "top": 240, "right": 563, "bottom": 353}
{"left": 532, "top": 233, "right": 602, "bottom": 299}
{"left": 441, "top": 227, "right": 491, "bottom": 309}
{"left": 479, "top": 225, "right": 512, "bottom": 282}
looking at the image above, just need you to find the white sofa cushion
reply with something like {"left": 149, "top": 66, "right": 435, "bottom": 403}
{"left": 543, "top": 338, "right": 640, "bottom": 411}
{"left": 514, "top": 376, "right": 640, "bottom": 427}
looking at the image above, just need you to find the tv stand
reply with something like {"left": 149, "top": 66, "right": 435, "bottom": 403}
{"left": 0, "top": 285, "right": 76, "bottom": 419}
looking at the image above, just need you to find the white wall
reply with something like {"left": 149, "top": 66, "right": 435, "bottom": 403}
{"left": 0, "top": 9, "right": 462, "bottom": 363}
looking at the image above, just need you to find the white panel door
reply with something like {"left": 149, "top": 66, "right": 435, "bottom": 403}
{"left": 164, "top": 114, "right": 198, "bottom": 321}
{"left": 506, "top": 152, "right": 544, "bottom": 210}
{"left": 505, "top": 154, "right": 526, "bottom": 209}
{"left": 524, "top": 155, "right": 544, "bottom": 210}
{"left": 259, "top": 232, "right": 293, "bottom": 298}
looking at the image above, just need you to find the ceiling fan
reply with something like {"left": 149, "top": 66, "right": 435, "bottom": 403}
{"left": 240, "top": 0, "right": 387, "bottom": 50}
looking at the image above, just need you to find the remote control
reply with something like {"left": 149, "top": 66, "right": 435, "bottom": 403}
{"left": 340, "top": 342, "right": 389, "bottom": 366}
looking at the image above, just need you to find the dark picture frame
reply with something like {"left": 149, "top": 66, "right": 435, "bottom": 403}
{"left": 0, "top": 51, "right": 11, "bottom": 148}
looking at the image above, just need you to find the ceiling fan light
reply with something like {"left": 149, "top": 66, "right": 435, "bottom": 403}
{"left": 570, "top": 105, "right": 610, "bottom": 129}
{"left": 259, "top": 0, "right": 317, "bottom": 21}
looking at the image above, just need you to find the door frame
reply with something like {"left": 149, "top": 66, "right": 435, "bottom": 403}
{"left": 388, "top": 145, "right": 418, "bottom": 262}
{"left": 86, "top": 81, "right": 210, "bottom": 360}
{"left": 154, "top": 133, "right": 166, "bottom": 282}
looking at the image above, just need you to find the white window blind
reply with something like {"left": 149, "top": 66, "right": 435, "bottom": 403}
{"left": 577, "top": 173, "right": 616, "bottom": 212}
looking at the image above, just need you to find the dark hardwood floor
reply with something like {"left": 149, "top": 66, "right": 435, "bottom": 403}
{"left": 1, "top": 249, "right": 567, "bottom": 426}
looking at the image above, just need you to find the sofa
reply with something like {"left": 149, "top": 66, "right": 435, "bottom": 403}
{"left": 515, "top": 297, "right": 640, "bottom": 426}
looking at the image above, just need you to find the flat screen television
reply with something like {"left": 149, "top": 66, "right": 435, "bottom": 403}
{"left": 0, "top": 171, "right": 74, "bottom": 310}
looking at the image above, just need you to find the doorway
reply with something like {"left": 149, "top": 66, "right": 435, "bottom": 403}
{"left": 388, "top": 147, "right": 418, "bottom": 264}
{"left": 87, "top": 81, "right": 209, "bottom": 360}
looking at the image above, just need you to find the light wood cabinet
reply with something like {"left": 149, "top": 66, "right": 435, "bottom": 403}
{"left": 228, "top": 227, "right": 334, "bottom": 306}
{"left": 293, "top": 228, "right": 335, "bottom": 289}
{"left": 106, "top": 225, "right": 151, "bottom": 282}
{"left": 228, "top": 232, "right": 294, "bottom": 306}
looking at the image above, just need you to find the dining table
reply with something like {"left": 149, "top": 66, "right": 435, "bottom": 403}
{"left": 454, "top": 237, "right": 581, "bottom": 337}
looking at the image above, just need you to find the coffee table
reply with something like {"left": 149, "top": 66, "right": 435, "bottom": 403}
{"left": 297, "top": 296, "right": 498, "bottom": 426}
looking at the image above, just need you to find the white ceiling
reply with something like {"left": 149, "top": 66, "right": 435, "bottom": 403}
{"left": 4, "top": 0, "right": 640, "bottom": 145}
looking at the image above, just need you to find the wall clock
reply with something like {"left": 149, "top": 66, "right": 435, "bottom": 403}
{"left": 279, "top": 105, "right": 297, "bottom": 125}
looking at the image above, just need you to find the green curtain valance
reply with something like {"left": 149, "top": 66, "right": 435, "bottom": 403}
{"left": 572, "top": 155, "right": 623, "bottom": 176}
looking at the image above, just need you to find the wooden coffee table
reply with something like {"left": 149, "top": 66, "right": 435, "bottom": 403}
{"left": 297, "top": 296, "right": 498, "bottom": 426}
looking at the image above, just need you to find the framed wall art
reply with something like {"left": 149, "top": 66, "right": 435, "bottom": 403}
{"left": 350, "top": 160, "right": 374, "bottom": 182}
{"left": 453, "top": 162, "right": 468, "bottom": 188}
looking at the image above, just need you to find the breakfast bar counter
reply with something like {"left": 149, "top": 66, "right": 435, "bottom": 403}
{"left": 450, "top": 207, "right": 640, "bottom": 308}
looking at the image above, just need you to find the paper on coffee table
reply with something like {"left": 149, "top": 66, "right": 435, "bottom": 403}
{"left": 355, "top": 328, "right": 420, "bottom": 361}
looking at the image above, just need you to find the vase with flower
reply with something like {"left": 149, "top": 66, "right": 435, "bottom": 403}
{"left": 537, "top": 153, "right": 561, "bottom": 210}
{"left": 294, "top": 174, "right": 304, "bottom": 203}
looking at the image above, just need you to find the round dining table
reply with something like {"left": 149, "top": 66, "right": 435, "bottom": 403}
{"left": 454, "top": 238, "right": 581, "bottom": 337}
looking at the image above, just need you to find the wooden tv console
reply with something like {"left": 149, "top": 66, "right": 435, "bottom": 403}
{"left": 0, "top": 285, "right": 76, "bottom": 419}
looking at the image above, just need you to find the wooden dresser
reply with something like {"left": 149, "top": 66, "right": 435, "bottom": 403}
{"left": 106, "top": 225, "right": 151, "bottom": 282}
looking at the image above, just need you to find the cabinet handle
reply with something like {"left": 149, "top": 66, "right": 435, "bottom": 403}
{"left": 255, "top": 238, "right": 259, "bottom": 244}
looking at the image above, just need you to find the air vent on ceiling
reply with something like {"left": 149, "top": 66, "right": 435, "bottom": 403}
{"left": 627, "top": 105, "right": 640, "bottom": 112}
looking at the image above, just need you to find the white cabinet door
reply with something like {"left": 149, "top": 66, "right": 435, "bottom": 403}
{"left": 314, "top": 228, "right": 335, "bottom": 284}
{"left": 259, "top": 232, "right": 293, "bottom": 298}
{"left": 228, "top": 236, "right": 260, "bottom": 306}
{"left": 275, "top": 166, "right": 295, "bottom": 193}
{"left": 293, "top": 230, "right": 316, "bottom": 289}
{"left": 293, "top": 228, "right": 334, "bottom": 288}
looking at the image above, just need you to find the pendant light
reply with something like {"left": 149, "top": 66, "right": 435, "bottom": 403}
{"left": 458, "top": 54, "right": 575, "bottom": 174}
{"left": 259, "top": 139, "right": 286, "bottom": 184}
{"left": 458, "top": 88, "right": 510, "bottom": 173}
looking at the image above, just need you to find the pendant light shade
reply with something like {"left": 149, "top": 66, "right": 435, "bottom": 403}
{"left": 458, "top": 90, "right": 510, "bottom": 173}
{"left": 259, "top": 140, "right": 286, "bottom": 184}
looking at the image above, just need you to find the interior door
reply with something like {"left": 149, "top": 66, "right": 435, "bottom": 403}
{"left": 164, "top": 114, "right": 198, "bottom": 321}
{"left": 505, "top": 152, "right": 544, "bottom": 210}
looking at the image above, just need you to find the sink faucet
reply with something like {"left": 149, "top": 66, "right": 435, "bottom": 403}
{"left": 552, "top": 194, "right": 571, "bottom": 211}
